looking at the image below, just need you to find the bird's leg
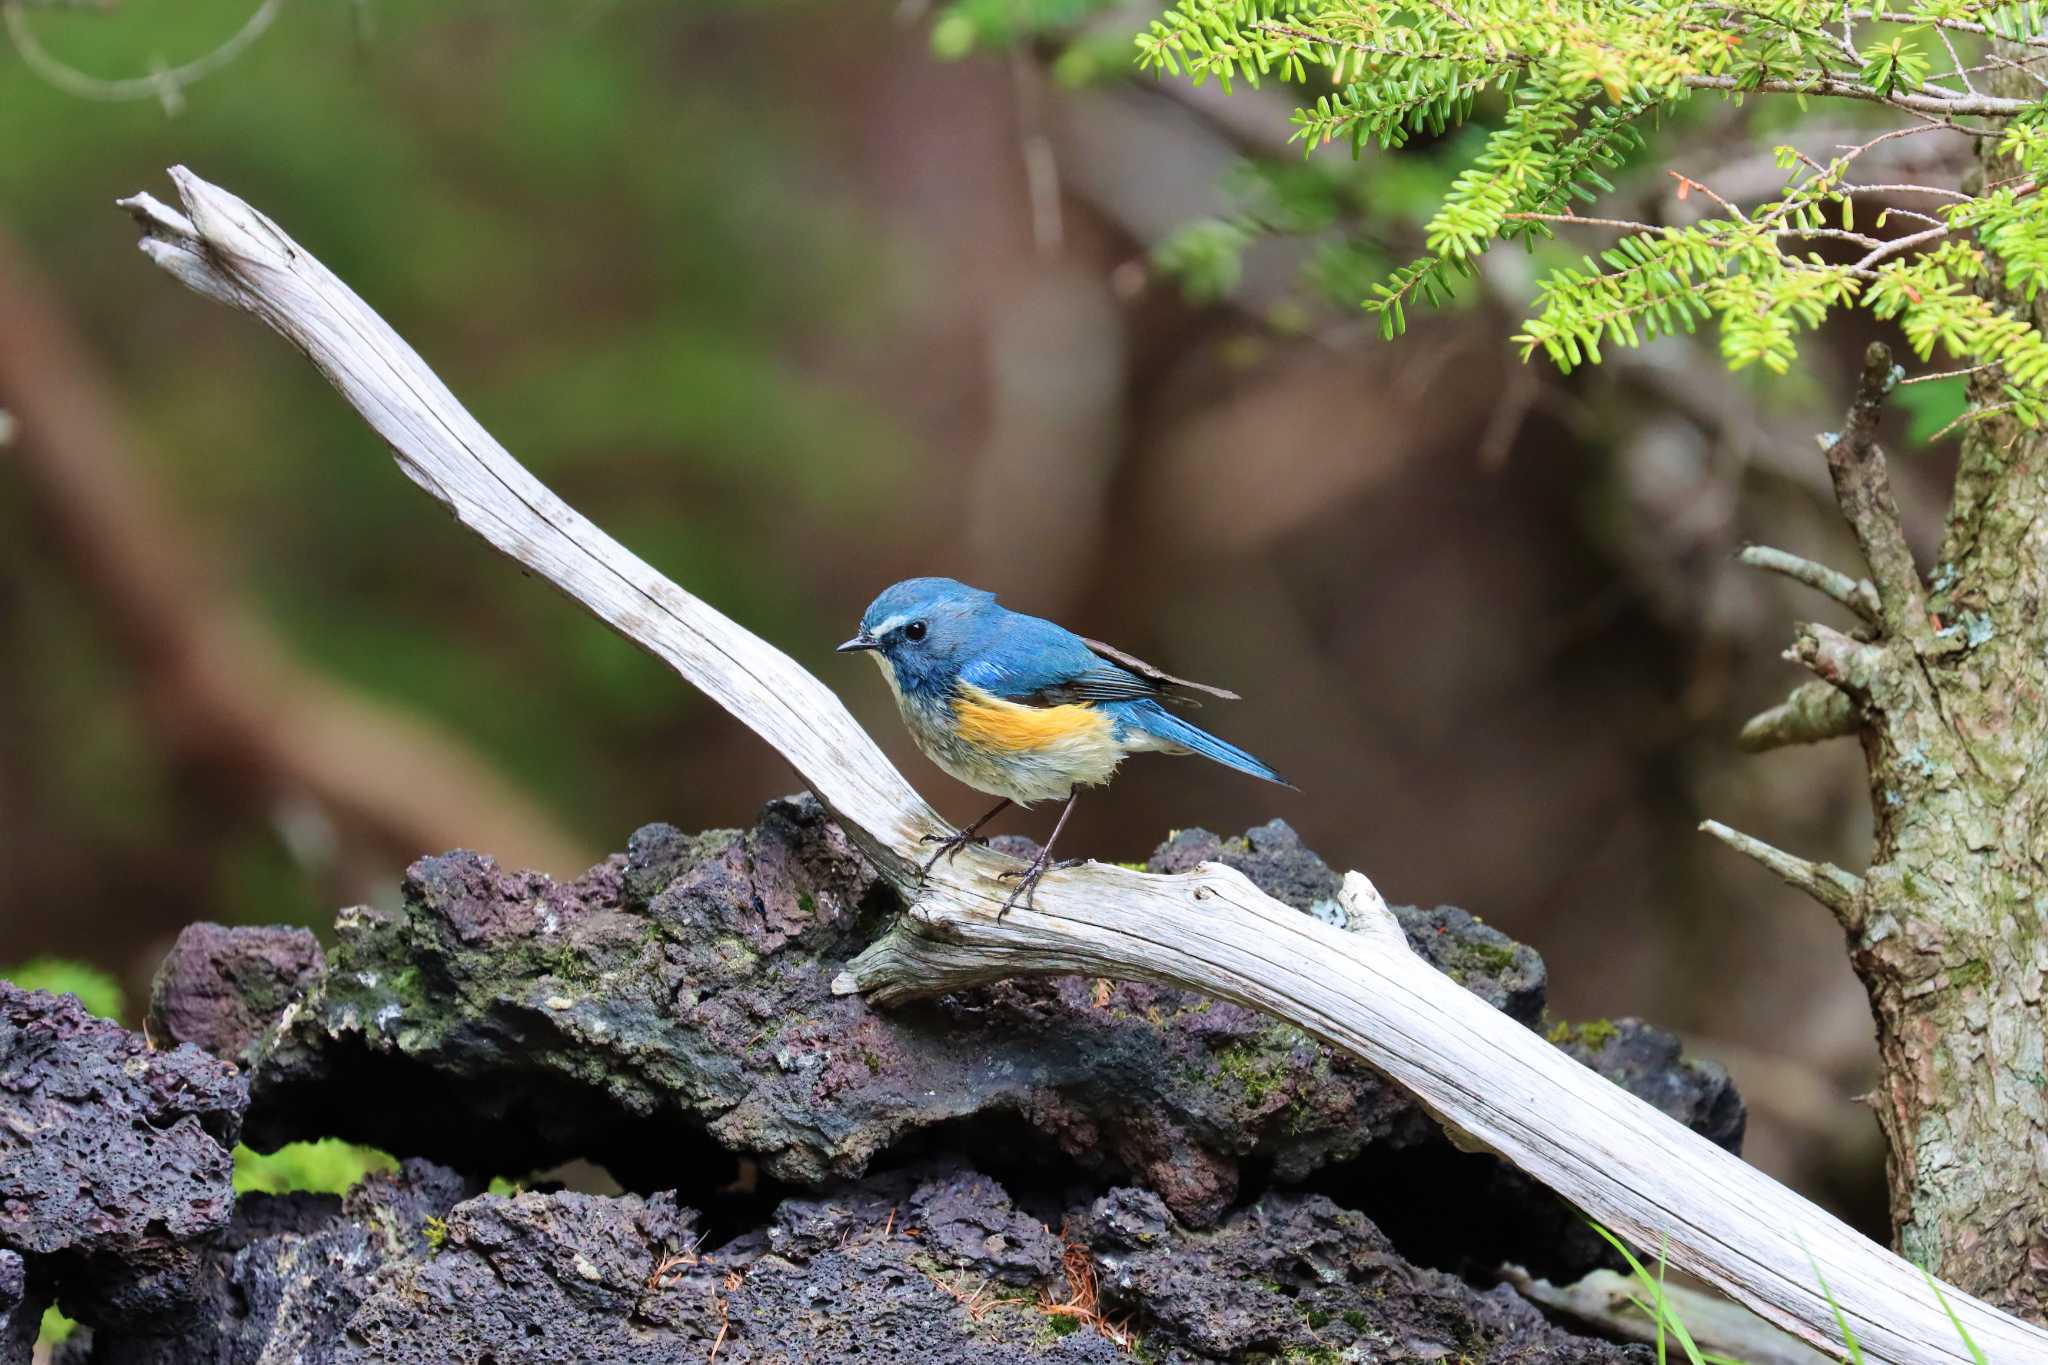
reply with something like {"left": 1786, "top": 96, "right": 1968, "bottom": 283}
{"left": 996, "top": 791, "right": 1079, "bottom": 919}
{"left": 918, "top": 798, "right": 1014, "bottom": 881}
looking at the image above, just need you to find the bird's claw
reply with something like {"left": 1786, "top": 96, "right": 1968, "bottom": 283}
{"left": 993, "top": 857, "right": 1077, "bottom": 919}
{"left": 917, "top": 829, "right": 988, "bottom": 882}
{"left": 996, "top": 871, "right": 1040, "bottom": 920}
{"left": 994, "top": 858, "right": 1078, "bottom": 880}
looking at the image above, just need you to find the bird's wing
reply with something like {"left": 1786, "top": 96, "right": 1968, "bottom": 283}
{"left": 954, "top": 616, "right": 1104, "bottom": 701}
{"left": 1077, "top": 637, "right": 1241, "bottom": 702}
{"left": 957, "top": 613, "right": 1240, "bottom": 707}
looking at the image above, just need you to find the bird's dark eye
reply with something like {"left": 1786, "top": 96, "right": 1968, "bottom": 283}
{"left": 904, "top": 620, "right": 927, "bottom": 643}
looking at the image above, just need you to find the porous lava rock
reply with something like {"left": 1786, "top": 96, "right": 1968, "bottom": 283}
{"left": 338, "top": 1165, "right": 1646, "bottom": 1364}
{"left": 904, "top": 1166, "right": 1066, "bottom": 1285}
{"left": 336, "top": 1161, "right": 1144, "bottom": 1364}
{"left": 1074, "top": 1186, "right": 1650, "bottom": 1364}
{"left": 0, "top": 983, "right": 244, "bottom": 1325}
{"left": 68, "top": 1161, "right": 1125, "bottom": 1363}
{"left": 1149, "top": 822, "right": 1549, "bottom": 1021}
{"left": 155, "top": 798, "right": 1739, "bottom": 1251}
{"left": 147, "top": 924, "right": 324, "bottom": 1067}
{"left": 1556, "top": 1017, "right": 1746, "bottom": 1150}
{"left": 339, "top": 1187, "right": 707, "bottom": 1364}
{"left": 69, "top": 1159, "right": 1636, "bottom": 1364}
{"left": 71, "top": 1160, "right": 473, "bottom": 1365}
{"left": 0, "top": 1250, "right": 44, "bottom": 1365}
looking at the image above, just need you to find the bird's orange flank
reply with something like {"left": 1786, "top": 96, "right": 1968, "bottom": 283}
{"left": 951, "top": 685, "right": 1112, "bottom": 754}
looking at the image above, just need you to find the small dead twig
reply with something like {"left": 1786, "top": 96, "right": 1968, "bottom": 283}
{"left": 648, "top": 1226, "right": 714, "bottom": 1290}
{"left": 1818, "top": 342, "right": 1930, "bottom": 646}
{"left": 1701, "top": 819, "right": 1865, "bottom": 930}
{"left": 1669, "top": 169, "right": 1747, "bottom": 220}
{"left": 1737, "top": 545, "right": 1882, "bottom": 624}
{"left": 1897, "top": 363, "right": 1994, "bottom": 385}
{"left": 649, "top": 1251, "right": 698, "bottom": 1290}
{"left": 1738, "top": 680, "right": 1859, "bottom": 753}
{"left": 705, "top": 1269, "right": 744, "bottom": 1363}
{"left": 1038, "top": 1230, "right": 1142, "bottom": 1354}
{"left": 923, "top": 1269, "right": 1002, "bottom": 1321}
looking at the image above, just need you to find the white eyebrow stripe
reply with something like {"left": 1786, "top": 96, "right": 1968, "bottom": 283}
{"left": 869, "top": 613, "right": 910, "bottom": 638}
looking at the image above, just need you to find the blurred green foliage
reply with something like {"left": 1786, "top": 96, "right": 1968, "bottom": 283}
{"left": 928, "top": 0, "right": 1121, "bottom": 58}
{"left": 232, "top": 1139, "right": 399, "bottom": 1196}
{"left": 1897, "top": 375, "right": 1971, "bottom": 446}
{"left": 0, "top": 958, "right": 127, "bottom": 1020}
{"left": 1, "top": 1, "right": 925, "bottom": 973}
{"left": 39, "top": 1307, "right": 75, "bottom": 1352}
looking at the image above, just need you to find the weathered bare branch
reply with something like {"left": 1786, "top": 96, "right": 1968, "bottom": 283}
{"left": 1739, "top": 545, "right": 1882, "bottom": 625}
{"left": 119, "top": 167, "right": 2048, "bottom": 1365}
{"left": 1700, "top": 820, "right": 1865, "bottom": 928}
{"left": 1821, "top": 343, "right": 1931, "bottom": 644}
{"left": 1740, "top": 681, "right": 1860, "bottom": 752}
{"left": 1786, "top": 620, "right": 1889, "bottom": 694}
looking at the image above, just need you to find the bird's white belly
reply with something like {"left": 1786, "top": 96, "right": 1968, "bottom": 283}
{"left": 870, "top": 656, "right": 1125, "bottom": 805}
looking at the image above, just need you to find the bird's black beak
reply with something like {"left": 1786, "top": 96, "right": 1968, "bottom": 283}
{"left": 836, "top": 633, "right": 879, "bottom": 654}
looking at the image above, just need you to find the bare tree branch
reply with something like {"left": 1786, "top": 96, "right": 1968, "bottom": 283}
{"left": 1739, "top": 545, "right": 1882, "bottom": 624}
{"left": 117, "top": 166, "right": 2048, "bottom": 1365}
{"left": 1787, "top": 620, "right": 1890, "bottom": 693}
{"left": 1820, "top": 343, "right": 1932, "bottom": 644}
{"left": 1740, "top": 681, "right": 1860, "bottom": 752}
{"left": 1854, "top": 8, "right": 2048, "bottom": 55}
{"left": 1679, "top": 73, "right": 2032, "bottom": 117}
{"left": 1700, "top": 820, "right": 1865, "bottom": 927}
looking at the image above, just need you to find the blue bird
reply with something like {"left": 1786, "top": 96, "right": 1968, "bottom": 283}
{"left": 838, "top": 577, "right": 1290, "bottom": 913}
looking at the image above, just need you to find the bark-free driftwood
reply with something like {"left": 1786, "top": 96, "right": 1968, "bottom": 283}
{"left": 119, "top": 168, "right": 2046, "bottom": 1365}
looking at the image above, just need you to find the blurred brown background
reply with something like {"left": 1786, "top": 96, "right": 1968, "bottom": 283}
{"left": 0, "top": 0, "right": 1962, "bottom": 1238}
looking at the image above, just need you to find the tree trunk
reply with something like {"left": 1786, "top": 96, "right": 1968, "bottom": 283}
{"left": 1863, "top": 364, "right": 2048, "bottom": 1311}
{"left": 1833, "top": 69, "right": 2048, "bottom": 1318}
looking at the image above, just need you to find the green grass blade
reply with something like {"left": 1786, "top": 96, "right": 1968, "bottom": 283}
{"left": 1918, "top": 1263, "right": 1987, "bottom": 1365}
{"left": 1619, "top": 1290, "right": 1666, "bottom": 1363}
{"left": 1801, "top": 1248, "right": 1865, "bottom": 1365}
{"left": 1589, "top": 1224, "right": 1707, "bottom": 1365}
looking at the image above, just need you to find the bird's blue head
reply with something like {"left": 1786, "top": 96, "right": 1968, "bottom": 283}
{"left": 838, "top": 577, "right": 1000, "bottom": 698}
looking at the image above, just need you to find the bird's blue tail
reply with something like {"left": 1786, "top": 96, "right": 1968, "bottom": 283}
{"left": 1113, "top": 701, "right": 1293, "bottom": 788}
